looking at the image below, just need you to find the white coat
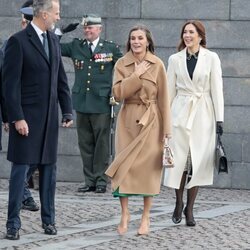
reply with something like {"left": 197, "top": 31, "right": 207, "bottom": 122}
{"left": 164, "top": 47, "right": 224, "bottom": 189}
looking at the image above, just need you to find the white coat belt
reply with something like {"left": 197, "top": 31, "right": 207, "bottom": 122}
{"left": 174, "top": 90, "right": 210, "bottom": 130}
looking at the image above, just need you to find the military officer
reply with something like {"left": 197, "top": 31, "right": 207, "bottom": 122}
{"left": 61, "top": 14, "right": 123, "bottom": 193}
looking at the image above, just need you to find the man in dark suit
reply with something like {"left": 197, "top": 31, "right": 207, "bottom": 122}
{"left": 61, "top": 15, "right": 123, "bottom": 193}
{"left": 19, "top": 0, "right": 41, "bottom": 212}
{"left": 3, "top": 0, "right": 73, "bottom": 240}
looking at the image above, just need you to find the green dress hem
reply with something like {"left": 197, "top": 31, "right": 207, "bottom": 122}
{"left": 113, "top": 188, "right": 157, "bottom": 198}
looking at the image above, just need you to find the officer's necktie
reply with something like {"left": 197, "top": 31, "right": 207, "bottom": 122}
{"left": 88, "top": 42, "right": 93, "bottom": 56}
{"left": 41, "top": 32, "right": 49, "bottom": 58}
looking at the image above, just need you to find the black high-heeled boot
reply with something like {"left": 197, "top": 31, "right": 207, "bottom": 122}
{"left": 183, "top": 207, "right": 196, "bottom": 226}
{"left": 184, "top": 186, "right": 199, "bottom": 227}
{"left": 172, "top": 202, "right": 184, "bottom": 224}
{"left": 172, "top": 172, "right": 187, "bottom": 224}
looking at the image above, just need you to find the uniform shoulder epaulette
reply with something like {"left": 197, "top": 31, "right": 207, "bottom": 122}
{"left": 74, "top": 38, "right": 84, "bottom": 42}
{"left": 104, "top": 39, "right": 116, "bottom": 44}
{"left": 104, "top": 39, "right": 120, "bottom": 48}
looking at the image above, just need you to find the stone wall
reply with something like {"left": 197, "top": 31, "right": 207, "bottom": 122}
{"left": 0, "top": 0, "right": 249, "bottom": 188}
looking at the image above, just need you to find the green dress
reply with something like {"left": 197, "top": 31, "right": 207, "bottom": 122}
{"left": 113, "top": 188, "right": 156, "bottom": 198}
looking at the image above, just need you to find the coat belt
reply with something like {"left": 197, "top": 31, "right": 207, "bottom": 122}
{"left": 174, "top": 90, "right": 210, "bottom": 130}
{"left": 124, "top": 99, "right": 157, "bottom": 105}
{"left": 124, "top": 98, "right": 157, "bottom": 126}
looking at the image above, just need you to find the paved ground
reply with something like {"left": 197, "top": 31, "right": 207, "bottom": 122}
{"left": 0, "top": 178, "right": 250, "bottom": 250}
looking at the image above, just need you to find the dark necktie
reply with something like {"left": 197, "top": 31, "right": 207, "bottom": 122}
{"left": 88, "top": 42, "right": 93, "bottom": 56}
{"left": 41, "top": 32, "right": 49, "bottom": 58}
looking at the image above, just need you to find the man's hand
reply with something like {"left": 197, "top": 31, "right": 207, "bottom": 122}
{"left": 61, "top": 23, "right": 79, "bottom": 34}
{"left": 62, "top": 119, "right": 73, "bottom": 128}
{"left": 62, "top": 115, "right": 73, "bottom": 128}
{"left": 15, "top": 120, "right": 29, "bottom": 136}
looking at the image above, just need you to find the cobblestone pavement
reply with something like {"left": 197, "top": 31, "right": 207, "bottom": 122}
{"left": 0, "top": 178, "right": 250, "bottom": 250}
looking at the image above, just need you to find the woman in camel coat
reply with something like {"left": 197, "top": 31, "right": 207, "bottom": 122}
{"left": 164, "top": 20, "right": 224, "bottom": 227}
{"left": 105, "top": 25, "right": 171, "bottom": 235}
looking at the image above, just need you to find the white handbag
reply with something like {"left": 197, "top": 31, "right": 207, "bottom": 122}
{"left": 162, "top": 144, "right": 174, "bottom": 168}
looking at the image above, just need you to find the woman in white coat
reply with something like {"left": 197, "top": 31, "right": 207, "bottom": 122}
{"left": 164, "top": 20, "right": 224, "bottom": 226}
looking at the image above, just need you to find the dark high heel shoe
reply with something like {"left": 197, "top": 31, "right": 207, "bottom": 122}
{"left": 172, "top": 202, "right": 184, "bottom": 224}
{"left": 183, "top": 207, "right": 196, "bottom": 227}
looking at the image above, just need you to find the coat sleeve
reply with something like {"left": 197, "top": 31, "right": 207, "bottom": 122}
{"left": 157, "top": 61, "right": 171, "bottom": 137}
{"left": 57, "top": 46, "right": 73, "bottom": 116}
{"left": 112, "top": 59, "right": 142, "bottom": 101}
{"left": 3, "top": 36, "right": 25, "bottom": 122}
{"left": 210, "top": 52, "right": 224, "bottom": 122}
{"left": 60, "top": 41, "right": 73, "bottom": 57}
{"left": 166, "top": 55, "right": 177, "bottom": 105}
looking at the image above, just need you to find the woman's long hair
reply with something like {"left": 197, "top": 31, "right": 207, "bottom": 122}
{"left": 177, "top": 20, "right": 206, "bottom": 51}
{"left": 126, "top": 24, "right": 155, "bottom": 54}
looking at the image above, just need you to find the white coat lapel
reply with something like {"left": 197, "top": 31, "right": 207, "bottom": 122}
{"left": 178, "top": 48, "right": 193, "bottom": 85}
{"left": 192, "top": 46, "right": 207, "bottom": 84}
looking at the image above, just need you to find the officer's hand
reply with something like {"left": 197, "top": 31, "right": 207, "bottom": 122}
{"left": 216, "top": 121, "right": 223, "bottom": 136}
{"left": 61, "top": 23, "right": 79, "bottom": 34}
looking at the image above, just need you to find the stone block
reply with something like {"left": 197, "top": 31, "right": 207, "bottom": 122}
{"left": 231, "top": 163, "right": 250, "bottom": 189}
{"left": 0, "top": 17, "right": 22, "bottom": 45}
{"left": 0, "top": 1, "right": 24, "bottom": 17}
{"left": 222, "top": 133, "right": 243, "bottom": 162}
{"left": 56, "top": 155, "right": 83, "bottom": 182}
{"left": 116, "top": 0, "right": 141, "bottom": 18}
{"left": 141, "top": 0, "right": 230, "bottom": 20}
{"left": 217, "top": 49, "right": 250, "bottom": 78}
{"left": 223, "top": 78, "right": 250, "bottom": 106}
{"left": 106, "top": 19, "right": 183, "bottom": 48}
{"left": 242, "top": 134, "right": 250, "bottom": 163}
{"left": 153, "top": 47, "right": 178, "bottom": 67}
{"left": 204, "top": 21, "right": 250, "bottom": 49}
{"left": 224, "top": 106, "right": 250, "bottom": 134}
{"left": 58, "top": 127, "right": 79, "bottom": 155}
{"left": 231, "top": 0, "right": 250, "bottom": 20}
{"left": 60, "top": 0, "right": 140, "bottom": 18}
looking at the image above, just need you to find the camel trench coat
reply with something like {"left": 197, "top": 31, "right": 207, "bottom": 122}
{"left": 105, "top": 51, "right": 171, "bottom": 195}
{"left": 164, "top": 47, "right": 224, "bottom": 189}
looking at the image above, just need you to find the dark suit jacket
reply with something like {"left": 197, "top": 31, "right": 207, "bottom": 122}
{"left": 3, "top": 24, "right": 72, "bottom": 164}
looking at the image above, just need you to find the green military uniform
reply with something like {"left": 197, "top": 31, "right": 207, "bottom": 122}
{"left": 61, "top": 37, "right": 122, "bottom": 189}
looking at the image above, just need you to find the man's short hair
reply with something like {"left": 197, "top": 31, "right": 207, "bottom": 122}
{"left": 33, "top": 0, "right": 58, "bottom": 17}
